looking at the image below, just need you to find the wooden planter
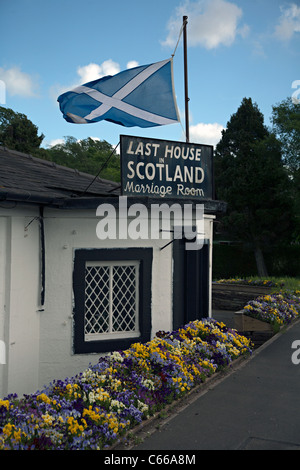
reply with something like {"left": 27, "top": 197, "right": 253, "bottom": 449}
{"left": 234, "top": 310, "right": 275, "bottom": 348}
{"left": 212, "top": 282, "right": 272, "bottom": 311}
{"left": 234, "top": 310, "right": 274, "bottom": 333}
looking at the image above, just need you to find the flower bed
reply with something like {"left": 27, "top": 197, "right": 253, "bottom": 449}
{"left": 0, "top": 318, "right": 252, "bottom": 450}
{"left": 242, "top": 291, "right": 300, "bottom": 331}
{"left": 215, "top": 278, "right": 283, "bottom": 288}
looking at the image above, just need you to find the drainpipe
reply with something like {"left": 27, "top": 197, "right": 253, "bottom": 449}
{"left": 39, "top": 206, "right": 45, "bottom": 306}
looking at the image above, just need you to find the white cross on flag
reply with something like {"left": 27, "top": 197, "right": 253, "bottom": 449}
{"left": 57, "top": 58, "right": 179, "bottom": 128}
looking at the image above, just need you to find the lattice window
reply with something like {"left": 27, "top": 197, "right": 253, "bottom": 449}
{"left": 84, "top": 261, "right": 140, "bottom": 341}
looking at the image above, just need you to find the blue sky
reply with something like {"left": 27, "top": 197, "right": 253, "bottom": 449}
{"left": 1, "top": 0, "right": 299, "bottom": 150}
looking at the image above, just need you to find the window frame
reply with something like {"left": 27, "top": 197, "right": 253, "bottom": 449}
{"left": 84, "top": 260, "right": 140, "bottom": 342}
{"left": 73, "top": 248, "right": 152, "bottom": 354}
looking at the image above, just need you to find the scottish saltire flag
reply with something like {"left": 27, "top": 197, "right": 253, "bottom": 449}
{"left": 57, "top": 58, "right": 179, "bottom": 128}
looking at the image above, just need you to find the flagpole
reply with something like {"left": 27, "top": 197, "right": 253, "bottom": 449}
{"left": 183, "top": 15, "right": 189, "bottom": 143}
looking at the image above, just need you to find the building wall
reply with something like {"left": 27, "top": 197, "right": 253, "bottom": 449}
{"left": 0, "top": 208, "right": 41, "bottom": 398}
{"left": 0, "top": 204, "right": 215, "bottom": 398}
{"left": 39, "top": 206, "right": 215, "bottom": 391}
{"left": 0, "top": 215, "right": 8, "bottom": 398}
{"left": 39, "top": 207, "right": 174, "bottom": 390}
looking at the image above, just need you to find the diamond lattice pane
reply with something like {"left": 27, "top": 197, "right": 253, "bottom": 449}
{"left": 84, "top": 265, "right": 110, "bottom": 334}
{"left": 112, "top": 265, "right": 137, "bottom": 332}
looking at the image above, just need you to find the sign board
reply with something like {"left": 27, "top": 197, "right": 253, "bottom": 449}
{"left": 120, "top": 135, "right": 213, "bottom": 200}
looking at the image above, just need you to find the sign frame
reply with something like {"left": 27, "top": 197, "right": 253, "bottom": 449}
{"left": 120, "top": 135, "right": 213, "bottom": 200}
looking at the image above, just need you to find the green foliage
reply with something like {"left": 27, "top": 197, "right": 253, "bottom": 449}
{"left": 271, "top": 98, "right": 300, "bottom": 239}
{"left": 43, "top": 136, "right": 121, "bottom": 182}
{"left": 212, "top": 243, "right": 300, "bottom": 279}
{"left": 212, "top": 244, "right": 257, "bottom": 279}
{"left": 214, "top": 97, "right": 296, "bottom": 276}
{"left": 0, "top": 106, "right": 44, "bottom": 153}
{"left": 271, "top": 97, "right": 300, "bottom": 174}
{"left": 216, "top": 97, "right": 269, "bottom": 160}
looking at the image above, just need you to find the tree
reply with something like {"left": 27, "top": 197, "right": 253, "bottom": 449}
{"left": 271, "top": 98, "right": 300, "bottom": 241}
{"left": 214, "top": 98, "right": 294, "bottom": 276}
{"left": 0, "top": 106, "right": 44, "bottom": 153}
{"left": 271, "top": 98, "right": 300, "bottom": 174}
{"left": 45, "top": 136, "right": 121, "bottom": 182}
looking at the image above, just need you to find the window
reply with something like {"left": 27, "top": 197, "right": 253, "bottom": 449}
{"left": 73, "top": 248, "right": 152, "bottom": 354}
{"left": 84, "top": 261, "right": 140, "bottom": 341}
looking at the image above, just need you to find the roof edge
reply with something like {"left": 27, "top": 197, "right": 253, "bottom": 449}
{"left": 0, "top": 146, "right": 120, "bottom": 187}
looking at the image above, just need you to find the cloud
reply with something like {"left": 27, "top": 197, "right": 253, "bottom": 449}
{"left": 51, "top": 59, "right": 138, "bottom": 101}
{"left": 45, "top": 138, "right": 65, "bottom": 148}
{"left": 126, "top": 60, "right": 139, "bottom": 69}
{"left": 162, "top": 0, "right": 248, "bottom": 50}
{"left": 0, "top": 66, "right": 38, "bottom": 97}
{"left": 77, "top": 60, "right": 120, "bottom": 83}
{"left": 189, "top": 122, "right": 225, "bottom": 146}
{"left": 44, "top": 136, "right": 102, "bottom": 148}
{"left": 274, "top": 3, "right": 300, "bottom": 40}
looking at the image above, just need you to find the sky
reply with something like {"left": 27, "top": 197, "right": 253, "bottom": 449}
{"left": 1, "top": 0, "right": 299, "bottom": 151}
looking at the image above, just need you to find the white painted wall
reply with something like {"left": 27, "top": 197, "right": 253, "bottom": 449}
{"left": 0, "top": 209, "right": 41, "bottom": 398}
{"left": 39, "top": 207, "right": 174, "bottom": 389}
{"left": 0, "top": 203, "right": 215, "bottom": 398}
{"left": 0, "top": 216, "right": 8, "bottom": 398}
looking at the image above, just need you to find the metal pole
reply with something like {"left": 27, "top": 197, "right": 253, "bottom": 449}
{"left": 183, "top": 15, "right": 189, "bottom": 143}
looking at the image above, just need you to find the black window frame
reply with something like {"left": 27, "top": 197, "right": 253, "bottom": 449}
{"left": 73, "top": 248, "right": 152, "bottom": 354}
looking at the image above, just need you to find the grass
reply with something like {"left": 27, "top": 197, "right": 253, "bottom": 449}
{"left": 214, "top": 276, "right": 300, "bottom": 292}
{"left": 246, "top": 276, "right": 300, "bottom": 292}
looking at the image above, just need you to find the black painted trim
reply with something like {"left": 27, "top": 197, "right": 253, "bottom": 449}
{"left": 73, "top": 248, "right": 153, "bottom": 354}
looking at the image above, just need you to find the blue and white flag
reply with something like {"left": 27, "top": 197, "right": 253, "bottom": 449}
{"left": 57, "top": 58, "right": 179, "bottom": 128}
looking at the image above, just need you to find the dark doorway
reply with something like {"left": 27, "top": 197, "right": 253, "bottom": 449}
{"left": 173, "top": 236, "right": 209, "bottom": 330}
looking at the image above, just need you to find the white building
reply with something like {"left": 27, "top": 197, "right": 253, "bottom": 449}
{"left": 0, "top": 146, "right": 225, "bottom": 398}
